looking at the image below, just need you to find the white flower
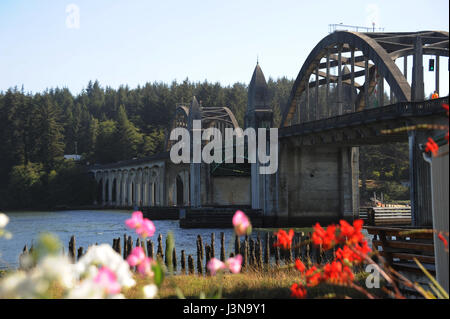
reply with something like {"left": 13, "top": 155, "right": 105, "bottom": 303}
{"left": 74, "top": 244, "right": 135, "bottom": 288}
{"left": 66, "top": 280, "right": 105, "bottom": 299}
{"left": 0, "top": 270, "right": 48, "bottom": 299}
{"left": 66, "top": 280, "right": 125, "bottom": 299}
{"left": 38, "top": 255, "right": 76, "bottom": 289}
{"left": 0, "top": 213, "right": 9, "bottom": 229}
{"left": 142, "top": 284, "right": 158, "bottom": 299}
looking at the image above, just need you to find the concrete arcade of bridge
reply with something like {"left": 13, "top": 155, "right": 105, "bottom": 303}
{"left": 90, "top": 30, "right": 449, "bottom": 227}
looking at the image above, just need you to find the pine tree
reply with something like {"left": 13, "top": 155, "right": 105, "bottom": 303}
{"left": 115, "top": 105, "right": 143, "bottom": 160}
{"left": 34, "top": 94, "right": 65, "bottom": 171}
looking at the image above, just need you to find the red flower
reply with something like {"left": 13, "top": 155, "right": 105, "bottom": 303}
{"left": 322, "top": 261, "right": 354, "bottom": 285}
{"left": 295, "top": 259, "right": 306, "bottom": 273}
{"left": 438, "top": 233, "right": 448, "bottom": 249}
{"left": 312, "top": 223, "right": 337, "bottom": 250}
{"left": 338, "top": 220, "right": 365, "bottom": 244}
{"left": 335, "top": 241, "right": 371, "bottom": 265}
{"left": 305, "top": 266, "right": 321, "bottom": 287}
{"left": 290, "top": 283, "right": 307, "bottom": 299}
{"left": 425, "top": 137, "right": 439, "bottom": 157}
{"left": 274, "top": 229, "right": 294, "bottom": 250}
{"left": 443, "top": 103, "right": 449, "bottom": 113}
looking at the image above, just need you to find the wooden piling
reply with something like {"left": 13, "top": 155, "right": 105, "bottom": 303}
{"left": 205, "top": 244, "right": 211, "bottom": 274}
{"left": 123, "top": 234, "right": 128, "bottom": 259}
{"left": 197, "top": 235, "right": 204, "bottom": 260}
{"left": 257, "top": 234, "right": 263, "bottom": 269}
{"left": 147, "top": 239, "right": 154, "bottom": 258}
{"left": 210, "top": 233, "right": 215, "bottom": 259}
{"left": 172, "top": 247, "right": 177, "bottom": 272}
{"left": 287, "top": 239, "right": 293, "bottom": 265}
{"left": 164, "top": 236, "right": 171, "bottom": 268}
{"left": 136, "top": 238, "right": 141, "bottom": 251}
{"left": 127, "top": 235, "right": 133, "bottom": 258}
{"left": 188, "top": 255, "right": 194, "bottom": 274}
{"left": 220, "top": 232, "right": 225, "bottom": 262}
{"left": 77, "top": 247, "right": 84, "bottom": 261}
{"left": 275, "top": 245, "right": 280, "bottom": 267}
{"left": 249, "top": 238, "right": 256, "bottom": 267}
{"left": 181, "top": 250, "right": 186, "bottom": 274}
{"left": 116, "top": 237, "right": 121, "bottom": 256}
{"left": 68, "top": 236, "right": 76, "bottom": 263}
{"left": 197, "top": 244, "right": 203, "bottom": 275}
{"left": 235, "top": 235, "right": 240, "bottom": 256}
{"left": 264, "top": 232, "right": 270, "bottom": 266}
{"left": 157, "top": 234, "right": 163, "bottom": 260}
{"left": 242, "top": 237, "right": 248, "bottom": 270}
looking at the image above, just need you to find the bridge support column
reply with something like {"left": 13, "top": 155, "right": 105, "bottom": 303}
{"left": 277, "top": 138, "right": 358, "bottom": 227}
{"left": 102, "top": 175, "right": 106, "bottom": 206}
{"left": 136, "top": 170, "right": 142, "bottom": 208}
{"left": 107, "top": 173, "right": 113, "bottom": 206}
{"left": 127, "top": 176, "right": 133, "bottom": 207}
{"left": 115, "top": 174, "right": 121, "bottom": 207}
{"left": 190, "top": 162, "right": 201, "bottom": 207}
{"left": 408, "top": 130, "right": 433, "bottom": 226}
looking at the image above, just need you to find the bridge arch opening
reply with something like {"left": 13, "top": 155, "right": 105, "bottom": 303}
{"left": 176, "top": 175, "right": 184, "bottom": 206}
{"left": 96, "top": 178, "right": 103, "bottom": 204}
{"left": 112, "top": 178, "right": 117, "bottom": 203}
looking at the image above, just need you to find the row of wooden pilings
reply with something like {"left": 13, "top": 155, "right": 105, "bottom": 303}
{"left": 22, "top": 231, "right": 335, "bottom": 274}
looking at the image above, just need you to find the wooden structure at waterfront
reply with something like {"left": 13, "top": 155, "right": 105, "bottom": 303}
{"left": 367, "top": 207, "right": 411, "bottom": 226}
{"left": 19, "top": 231, "right": 334, "bottom": 275}
{"left": 366, "top": 226, "right": 435, "bottom": 275}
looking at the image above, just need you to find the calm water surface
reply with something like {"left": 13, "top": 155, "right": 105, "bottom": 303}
{"left": 0, "top": 210, "right": 239, "bottom": 270}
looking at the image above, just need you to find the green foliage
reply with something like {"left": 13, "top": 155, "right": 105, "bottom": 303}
{"left": 31, "top": 233, "right": 63, "bottom": 264}
{"left": 0, "top": 78, "right": 295, "bottom": 209}
{"left": 359, "top": 143, "right": 410, "bottom": 203}
{"left": 7, "top": 163, "right": 45, "bottom": 208}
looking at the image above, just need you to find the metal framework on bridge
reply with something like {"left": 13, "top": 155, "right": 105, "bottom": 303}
{"left": 281, "top": 31, "right": 449, "bottom": 127}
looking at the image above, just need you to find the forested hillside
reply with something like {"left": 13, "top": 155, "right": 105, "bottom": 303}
{"left": 0, "top": 78, "right": 291, "bottom": 209}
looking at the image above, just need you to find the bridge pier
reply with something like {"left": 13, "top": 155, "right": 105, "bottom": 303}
{"left": 408, "top": 130, "right": 433, "bottom": 226}
{"left": 276, "top": 138, "right": 359, "bottom": 226}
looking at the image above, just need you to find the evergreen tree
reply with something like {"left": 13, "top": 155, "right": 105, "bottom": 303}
{"left": 114, "top": 105, "right": 143, "bottom": 161}
{"left": 34, "top": 94, "right": 65, "bottom": 171}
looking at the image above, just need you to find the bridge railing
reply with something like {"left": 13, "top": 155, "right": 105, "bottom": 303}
{"left": 280, "top": 97, "right": 448, "bottom": 138}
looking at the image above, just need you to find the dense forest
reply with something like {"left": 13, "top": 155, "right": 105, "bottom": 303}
{"left": 0, "top": 78, "right": 409, "bottom": 209}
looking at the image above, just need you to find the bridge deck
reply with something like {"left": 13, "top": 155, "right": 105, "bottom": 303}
{"left": 279, "top": 97, "right": 448, "bottom": 144}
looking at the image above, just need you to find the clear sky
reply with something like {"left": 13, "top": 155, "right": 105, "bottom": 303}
{"left": 0, "top": 0, "right": 448, "bottom": 97}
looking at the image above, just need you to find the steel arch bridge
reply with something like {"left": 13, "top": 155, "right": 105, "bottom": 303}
{"left": 165, "top": 97, "right": 241, "bottom": 151}
{"left": 281, "top": 31, "right": 449, "bottom": 127}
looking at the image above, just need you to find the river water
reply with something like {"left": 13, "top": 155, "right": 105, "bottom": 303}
{"left": 0, "top": 210, "right": 372, "bottom": 271}
{"left": 0, "top": 210, "right": 240, "bottom": 270}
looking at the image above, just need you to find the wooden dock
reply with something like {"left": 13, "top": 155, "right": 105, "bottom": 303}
{"left": 360, "top": 206, "right": 411, "bottom": 226}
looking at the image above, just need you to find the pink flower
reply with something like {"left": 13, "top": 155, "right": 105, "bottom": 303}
{"left": 136, "top": 219, "right": 155, "bottom": 238}
{"left": 125, "top": 211, "right": 144, "bottom": 229}
{"left": 127, "top": 246, "right": 146, "bottom": 266}
{"left": 232, "top": 210, "right": 251, "bottom": 236}
{"left": 226, "top": 254, "right": 242, "bottom": 274}
{"left": 94, "top": 266, "right": 121, "bottom": 295}
{"left": 125, "top": 211, "right": 155, "bottom": 238}
{"left": 207, "top": 258, "right": 226, "bottom": 276}
{"left": 127, "top": 247, "right": 154, "bottom": 276}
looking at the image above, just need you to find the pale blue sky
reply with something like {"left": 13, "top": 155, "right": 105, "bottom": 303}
{"left": 0, "top": 0, "right": 448, "bottom": 96}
